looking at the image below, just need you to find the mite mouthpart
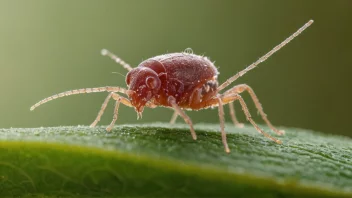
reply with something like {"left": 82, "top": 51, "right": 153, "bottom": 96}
{"left": 137, "top": 111, "right": 143, "bottom": 120}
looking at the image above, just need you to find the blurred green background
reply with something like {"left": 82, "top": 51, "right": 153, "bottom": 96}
{"left": 0, "top": 0, "right": 351, "bottom": 137}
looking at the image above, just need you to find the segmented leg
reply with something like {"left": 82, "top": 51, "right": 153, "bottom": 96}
{"left": 217, "top": 96, "right": 230, "bottom": 153}
{"left": 112, "top": 93, "right": 133, "bottom": 107}
{"left": 90, "top": 93, "right": 113, "bottom": 128}
{"left": 228, "top": 102, "right": 244, "bottom": 128}
{"left": 170, "top": 111, "right": 178, "bottom": 124}
{"left": 106, "top": 98, "right": 121, "bottom": 131}
{"left": 90, "top": 93, "right": 131, "bottom": 130}
{"left": 101, "top": 49, "right": 133, "bottom": 71}
{"left": 168, "top": 96, "right": 197, "bottom": 140}
{"left": 224, "top": 84, "right": 284, "bottom": 135}
{"left": 220, "top": 93, "right": 282, "bottom": 144}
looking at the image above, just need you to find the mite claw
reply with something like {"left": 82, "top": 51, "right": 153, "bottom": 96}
{"left": 276, "top": 139, "right": 283, "bottom": 144}
{"left": 235, "top": 123, "right": 245, "bottom": 128}
{"left": 106, "top": 126, "right": 113, "bottom": 132}
{"left": 225, "top": 147, "right": 231, "bottom": 153}
{"left": 278, "top": 130, "right": 285, "bottom": 135}
{"left": 273, "top": 129, "right": 285, "bottom": 136}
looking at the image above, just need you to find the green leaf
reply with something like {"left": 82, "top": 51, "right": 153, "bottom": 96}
{"left": 0, "top": 124, "right": 351, "bottom": 197}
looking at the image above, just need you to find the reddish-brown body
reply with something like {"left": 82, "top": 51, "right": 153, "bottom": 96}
{"left": 126, "top": 53, "right": 219, "bottom": 111}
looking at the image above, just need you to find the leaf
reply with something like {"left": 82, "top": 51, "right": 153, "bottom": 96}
{"left": 0, "top": 124, "right": 351, "bottom": 197}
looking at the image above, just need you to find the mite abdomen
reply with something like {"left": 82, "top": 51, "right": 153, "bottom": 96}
{"left": 142, "top": 53, "right": 218, "bottom": 88}
{"left": 156, "top": 53, "right": 218, "bottom": 83}
{"left": 140, "top": 53, "right": 219, "bottom": 108}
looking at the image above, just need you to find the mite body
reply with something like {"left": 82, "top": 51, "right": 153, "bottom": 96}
{"left": 127, "top": 53, "right": 219, "bottom": 112}
{"left": 31, "top": 20, "right": 314, "bottom": 153}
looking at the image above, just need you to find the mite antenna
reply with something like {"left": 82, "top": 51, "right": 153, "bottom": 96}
{"left": 217, "top": 20, "right": 314, "bottom": 91}
{"left": 101, "top": 49, "right": 133, "bottom": 71}
{"left": 112, "top": 71, "right": 126, "bottom": 78}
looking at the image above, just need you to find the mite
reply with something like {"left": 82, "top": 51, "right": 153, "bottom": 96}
{"left": 31, "top": 20, "right": 314, "bottom": 153}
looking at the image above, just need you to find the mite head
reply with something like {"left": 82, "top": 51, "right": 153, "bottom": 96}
{"left": 126, "top": 67, "right": 161, "bottom": 117}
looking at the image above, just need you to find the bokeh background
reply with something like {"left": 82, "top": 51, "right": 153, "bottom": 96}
{"left": 0, "top": 0, "right": 351, "bottom": 137}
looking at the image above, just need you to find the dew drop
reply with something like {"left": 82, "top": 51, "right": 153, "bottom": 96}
{"left": 184, "top": 48, "right": 193, "bottom": 54}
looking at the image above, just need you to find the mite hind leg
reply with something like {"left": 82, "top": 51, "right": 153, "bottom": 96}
{"left": 224, "top": 84, "right": 284, "bottom": 135}
{"left": 168, "top": 96, "right": 197, "bottom": 140}
{"left": 101, "top": 49, "right": 133, "bottom": 71}
{"left": 228, "top": 102, "right": 244, "bottom": 128}
{"left": 221, "top": 93, "right": 282, "bottom": 144}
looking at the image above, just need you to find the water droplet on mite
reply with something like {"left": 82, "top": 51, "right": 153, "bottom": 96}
{"left": 184, "top": 48, "right": 193, "bottom": 54}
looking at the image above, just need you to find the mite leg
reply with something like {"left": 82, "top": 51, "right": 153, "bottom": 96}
{"left": 101, "top": 49, "right": 133, "bottom": 71}
{"left": 168, "top": 96, "right": 197, "bottom": 140}
{"left": 112, "top": 93, "right": 133, "bottom": 107}
{"left": 228, "top": 102, "right": 244, "bottom": 128}
{"left": 106, "top": 98, "right": 121, "bottom": 132}
{"left": 217, "top": 96, "right": 230, "bottom": 153}
{"left": 224, "top": 84, "right": 284, "bottom": 135}
{"left": 106, "top": 93, "right": 132, "bottom": 131}
{"left": 90, "top": 92, "right": 113, "bottom": 128}
{"left": 170, "top": 111, "right": 178, "bottom": 124}
{"left": 90, "top": 92, "right": 132, "bottom": 129}
{"left": 222, "top": 93, "right": 282, "bottom": 144}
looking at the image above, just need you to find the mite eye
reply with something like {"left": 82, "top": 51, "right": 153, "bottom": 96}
{"left": 146, "top": 76, "right": 158, "bottom": 89}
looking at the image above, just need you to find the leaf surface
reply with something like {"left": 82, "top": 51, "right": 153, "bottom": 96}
{"left": 0, "top": 124, "right": 351, "bottom": 197}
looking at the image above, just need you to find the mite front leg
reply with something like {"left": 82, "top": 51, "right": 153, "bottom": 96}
{"left": 228, "top": 102, "right": 244, "bottom": 128}
{"left": 217, "top": 96, "right": 230, "bottom": 153}
{"left": 106, "top": 93, "right": 133, "bottom": 131}
{"left": 106, "top": 97, "right": 121, "bottom": 132}
{"left": 170, "top": 111, "right": 178, "bottom": 124}
{"left": 222, "top": 93, "right": 282, "bottom": 144}
{"left": 90, "top": 92, "right": 113, "bottom": 128}
{"left": 224, "top": 84, "right": 284, "bottom": 135}
{"left": 90, "top": 92, "right": 131, "bottom": 131}
{"left": 168, "top": 96, "right": 197, "bottom": 140}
